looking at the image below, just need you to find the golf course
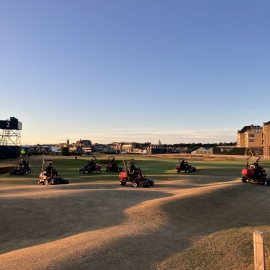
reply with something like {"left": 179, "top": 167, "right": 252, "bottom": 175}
{"left": 1, "top": 154, "right": 270, "bottom": 270}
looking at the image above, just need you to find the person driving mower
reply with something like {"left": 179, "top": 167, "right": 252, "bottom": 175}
{"left": 44, "top": 163, "right": 53, "bottom": 181}
{"left": 39, "top": 160, "right": 69, "bottom": 185}
{"left": 9, "top": 157, "right": 31, "bottom": 175}
{"left": 119, "top": 159, "right": 154, "bottom": 187}
{"left": 87, "top": 159, "right": 95, "bottom": 171}
{"left": 18, "top": 158, "right": 26, "bottom": 169}
{"left": 251, "top": 159, "right": 266, "bottom": 183}
{"left": 242, "top": 156, "right": 269, "bottom": 185}
{"left": 129, "top": 162, "right": 137, "bottom": 174}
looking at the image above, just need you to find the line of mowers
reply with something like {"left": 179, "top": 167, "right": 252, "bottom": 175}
{"left": 78, "top": 156, "right": 123, "bottom": 174}
{"left": 78, "top": 156, "right": 154, "bottom": 187}
{"left": 8, "top": 156, "right": 197, "bottom": 187}
{"left": 9, "top": 154, "right": 270, "bottom": 187}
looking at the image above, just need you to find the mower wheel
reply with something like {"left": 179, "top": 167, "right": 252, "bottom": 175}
{"left": 133, "top": 182, "right": 139, "bottom": 188}
{"left": 185, "top": 170, "right": 190, "bottom": 173}
{"left": 120, "top": 181, "right": 126, "bottom": 186}
{"left": 177, "top": 170, "right": 180, "bottom": 173}
{"left": 264, "top": 180, "right": 268, "bottom": 186}
{"left": 97, "top": 170, "right": 101, "bottom": 174}
{"left": 85, "top": 171, "right": 89, "bottom": 174}
{"left": 241, "top": 177, "right": 246, "bottom": 182}
{"left": 44, "top": 180, "right": 49, "bottom": 185}
{"left": 106, "top": 169, "right": 109, "bottom": 172}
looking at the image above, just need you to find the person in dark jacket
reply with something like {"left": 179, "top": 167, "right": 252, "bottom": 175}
{"left": 87, "top": 159, "right": 95, "bottom": 170}
{"left": 129, "top": 162, "right": 136, "bottom": 173}
{"left": 18, "top": 158, "right": 26, "bottom": 169}
{"left": 45, "top": 163, "right": 53, "bottom": 176}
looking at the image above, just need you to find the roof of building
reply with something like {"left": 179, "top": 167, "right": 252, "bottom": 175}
{"left": 196, "top": 146, "right": 213, "bottom": 150}
{"left": 238, "top": 125, "right": 251, "bottom": 133}
{"left": 238, "top": 125, "right": 262, "bottom": 133}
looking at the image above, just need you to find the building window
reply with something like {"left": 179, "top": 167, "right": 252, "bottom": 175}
{"left": 249, "top": 139, "right": 255, "bottom": 142}
{"left": 255, "top": 129, "right": 261, "bottom": 133}
{"left": 249, "top": 134, "right": 255, "bottom": 137}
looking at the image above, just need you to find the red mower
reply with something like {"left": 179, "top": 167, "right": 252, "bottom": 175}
{"left": 78, "top": 157, "right": 101, "bottom": 174}
{"left": 119, "top": 159, "right": 154, "bottom": 187}
{"left": 241, "top": 156, "right": 269, "bottom": 186}
{"left": 105, "top": 156, "right": 123, "bottom": 172}
{"left": 176, "top": 158, "right": 196, "bottom": 173}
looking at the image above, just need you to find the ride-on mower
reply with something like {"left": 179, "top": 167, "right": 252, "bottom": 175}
{"left": 105, "top": 156, "right": 122, "bottom": 172}
{"left": 9, "top": 157, "right": 31, "bottom": 175}
{"left": 241, "top": 156, "right": 269, "bottom": 185}
{"left": 38, "top": 160, "right": 69, "bottom": 185}
{"left": 175, "top": 158, "right": 196, "bottom": 173}
{"left": 119, "top": 159, "right": 154, "bottom": 187}
{"left": 78, "top": 157, "right": 101, "bottom": 174}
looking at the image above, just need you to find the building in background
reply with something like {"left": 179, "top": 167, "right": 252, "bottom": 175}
{"left": 237, "top": 125, "right": 262, "bottom": 148}
{"left": 262, "top": 121, "right": 270, "bottom": 156}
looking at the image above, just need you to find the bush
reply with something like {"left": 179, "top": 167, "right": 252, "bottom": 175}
{"left": 61, "top": 147, "right": 71, "bottom": 156}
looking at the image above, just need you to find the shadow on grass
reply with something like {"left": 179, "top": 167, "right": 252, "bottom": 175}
{"left": 0, "top": 187, "right": 172, "bottom": 255}
{"left": 45, "top": 183, "right": 270, "bottom": 270}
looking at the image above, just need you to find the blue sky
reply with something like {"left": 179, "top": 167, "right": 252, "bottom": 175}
{"left": 1, "top": 0, "right": 270, "bottom": 145}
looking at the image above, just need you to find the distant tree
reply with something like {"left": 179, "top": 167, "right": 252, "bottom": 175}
{"left": 61, "top": 147, "right": 70, "bottom": 156}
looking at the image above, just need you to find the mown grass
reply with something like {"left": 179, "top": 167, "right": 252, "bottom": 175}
{"left": 1, "top": 154, "right": 270, "bottom": 186}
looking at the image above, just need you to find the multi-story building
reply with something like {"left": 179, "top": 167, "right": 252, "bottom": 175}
{"left": 262, "top": 121, "right": 270, "bottom": 156}
{"left": 237, "top": 125, "right": 262, "bottom": 148}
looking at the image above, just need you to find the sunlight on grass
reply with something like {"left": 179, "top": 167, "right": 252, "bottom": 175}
{"left": 157, "top": 226, "right": 270, "bottom": 270}
{"left": 1, "top": 154, "right": 269, "bottom": 186}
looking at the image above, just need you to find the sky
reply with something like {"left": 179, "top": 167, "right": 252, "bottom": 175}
{"left": 1, "top": 0, "right": 270, "bottom": 145}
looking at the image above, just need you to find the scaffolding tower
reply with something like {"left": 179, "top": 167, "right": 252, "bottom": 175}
{"left": 0, "top": 129, "right": 21, "bottom": 146}
{"left": 0, "top": 117, "right": 22, "bottom": 146}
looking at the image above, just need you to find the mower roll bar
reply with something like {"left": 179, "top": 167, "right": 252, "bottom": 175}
{"left": 246, "top": 156, "right": 261, "bottom": 168}
{"left": 42, "top": 160, "right": 53, "bottom": 170}
{"left": 123, "top": 159, "right": 134, "bottom": 171}
{"left": 246, "top": 155, "right": 260, "bottom": 161}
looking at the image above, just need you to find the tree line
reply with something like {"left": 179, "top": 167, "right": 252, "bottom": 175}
{"left": 132, "top": 142, "right": 237, "bottom": 150}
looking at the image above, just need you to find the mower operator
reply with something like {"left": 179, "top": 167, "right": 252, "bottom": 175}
{"left": 87, "top": 159, "right": 95, "bottom": 170}
{"left": 129, "top": 162, "right": 138, "bottom": 175}
{"left": 18, "top": 158, "right": 26, "bottom": 169}
{"left": 46, "top": 163, "right": 53, "bottom": 175}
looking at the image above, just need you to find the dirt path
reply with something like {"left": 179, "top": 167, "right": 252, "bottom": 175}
{"left": 0, "top": 177, "right": 270, "bottom": 270}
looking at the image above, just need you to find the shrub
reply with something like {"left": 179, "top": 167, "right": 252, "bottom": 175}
{"left": 61, "top": 147, "right": 71, "bottom": 156}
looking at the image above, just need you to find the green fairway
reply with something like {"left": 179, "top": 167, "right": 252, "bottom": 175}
{"left": 1, "top": 154, "right": 270, "bottom": 186}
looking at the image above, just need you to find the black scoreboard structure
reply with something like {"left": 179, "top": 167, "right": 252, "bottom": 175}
{"left": 0, "top": 117, "right": 22, "bottom": 158}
